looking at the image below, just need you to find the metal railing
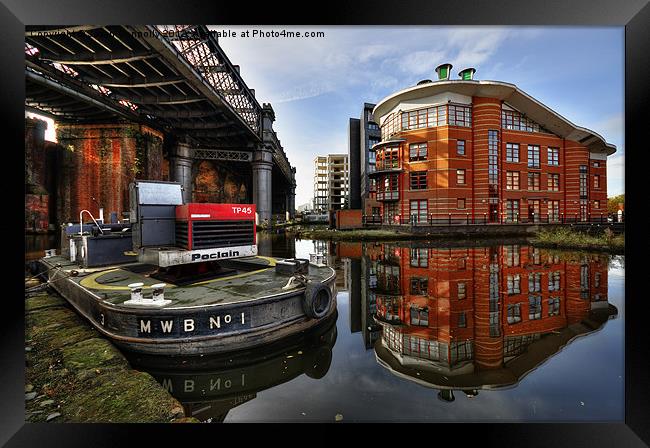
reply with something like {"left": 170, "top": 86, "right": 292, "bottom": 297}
{"left": 362, "top": 212, "right": 625, "bottom": 227}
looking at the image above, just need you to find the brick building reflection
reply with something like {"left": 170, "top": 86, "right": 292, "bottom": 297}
{"left": 337, "top": 242, "right": 616, "bottom": 399}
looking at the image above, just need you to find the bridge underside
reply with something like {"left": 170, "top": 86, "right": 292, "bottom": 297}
{"left": 25, "top": 25, "right": 295, "bottom": 230}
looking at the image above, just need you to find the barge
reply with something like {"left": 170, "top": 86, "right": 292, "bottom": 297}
{"left": 36, "top": 181, "right": 336, "bottom": 355}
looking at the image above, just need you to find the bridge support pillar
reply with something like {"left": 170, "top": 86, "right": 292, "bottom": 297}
{"left": 253, "top": 146, "right": 273, "bottom": 224}
{"left": 288, "top": 185, "right": 296, "bottom": 219}
{"left": 170, "top": 141, "right": 193, "bottom": 204}
{"left": 288, "top": 167, "right": 297, "bottom": 220}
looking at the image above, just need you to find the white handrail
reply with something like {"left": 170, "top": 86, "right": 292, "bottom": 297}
{"left": 79, "top": 209, "right": 105, "bottom": 236}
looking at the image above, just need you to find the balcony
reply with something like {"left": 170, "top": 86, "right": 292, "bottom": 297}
{"left": 376, "top": 190, "right": 399, "bottom": 201}
{"left": 369, "top": 162, "right": 402, "bottom": 177}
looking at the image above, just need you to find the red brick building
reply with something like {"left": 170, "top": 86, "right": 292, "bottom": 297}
{"left": 370, "top": 64, "right": 615, "bottom": 225}
{"left": 371, "top": 244, "right": 612, "bottom": 385}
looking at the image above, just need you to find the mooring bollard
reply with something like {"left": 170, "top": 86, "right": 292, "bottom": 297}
{"left": 127, "top": 282, "right": 145, "bottom": 303}
{"left": 44, "top": 249, "right": 57, "bottom": 258}
{"left": 151, "top": 283, "right": 167, "bottom": 302}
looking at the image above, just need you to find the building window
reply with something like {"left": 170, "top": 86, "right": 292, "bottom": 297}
{"left": 548, "top": 147, "right": 559, "bottom": 166}
{"left": 528, "top": 172, "right": 540, "bottom": 191}
{"left": 457, "top": 198, "right": 466, "bottom": 209}
{"left": 410, "top": 171, "right": 427, "bottom": 190}
{"left": 527, "top": 145, "right": 540, "bottom": 168}
{"left": 502, "top": 109, "right": 546, "bottom": 133}
{"left": 381, "top": 147, "right": 400, "bottom": 170}
{"left": 506, "top": 143, "right": 519, "bottom": 163}
{"left": 457, "top": 139, "right": 466, "bottom": 156}
{"left": 410, "top": 248, "right": 429, "bottom": 267}
{"left": 505, "top": 245, "right": 520, "bottom": 267}
{"left": 409, "top": 143, "right": 427, "bottom": 161}
{"left": 595, "top": 272, "right": 601, "bottom": 288}
{"left": 410, "top": 306, "right": 429, "bottom": 326}
{"left": 530, "top": 246, "right": 541, "bottom": 265}
{"left": 548, "top": 271, "right": 561, "bottom": 291}
{"left": 506, "top": 199, "right": 520, "bottom": 222}
{"left": 548, "top": 297, "right": 560, "bottom": 316}
{"left": 579, "top": 166, "right": 588, "bottom": 198}
{"left": 528, "top": 273, "right": 542, "bottom": 293}
{"left": 507, "top": 274, "right": 521, "bottom": 294}
{"left": 506, "top": 171, "right": 520, "bottom": 190}
{"left": 458, "top": 257, "right": 467, "bottom": 270}
{"left": 448, "top": 104, "right": 472, "bottom": 127}
{"left": 410, "top": 277, "right": 428, "bottom": 295}
{"left": 594, "top": 175, "right": 600, "bottom": 189}
{"left": 549, "top": 200, "right": 560, "bottom": 222}
{"left": 458, "top": 282, "right": 466, "bottom": 299}
{"left": 529, "top": 295, "right": 542, "bottom": 320}
{"left": 409, "top": 199, "right": 428, "bottom": 223}
{"left": 580, "top": 199, "right": 588, "bottom": 221}
{"left": 548, "top": 173, "right": 560, "bottom": 192}
{"left": 458, "top": 312, "right": 467, "bottom": 328}
{"left": 488, "top": 130, "right": 499, "bottom": 188}
{"left": 594, "top": 200, "right": 600, "bottom": 209}
{"left": 507, "top": 303, "right": 522, "bottom": 324}
{"left": 593, "top": 161, "right": 600, "bottom": 168}
{"left": 457, "top": 169, "right": 466, "bottom": 185}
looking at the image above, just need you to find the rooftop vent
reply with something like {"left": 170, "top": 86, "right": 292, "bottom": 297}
{"left": 458, "top": 67, "right": 477, "bottom": 80}
{"left": 417, "top": 79, "right": 433, "bottom": 85}
{"left": 435, "top": 63, "right": 453, "bottom": 80}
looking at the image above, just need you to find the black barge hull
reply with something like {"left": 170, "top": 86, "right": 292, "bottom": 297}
{"left": 39, "top": 257, "right": 337, "bottom": 356}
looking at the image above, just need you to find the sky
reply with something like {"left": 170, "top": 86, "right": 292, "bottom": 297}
{"left": 214, "top": 26, "right": 625, "bottom": 208}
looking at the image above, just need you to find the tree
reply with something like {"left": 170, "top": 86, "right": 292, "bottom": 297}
{"left": 607, "top": 194, "right": 624, "bottom": 214}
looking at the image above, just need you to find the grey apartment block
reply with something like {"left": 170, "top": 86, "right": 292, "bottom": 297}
{"left": 313, "top": 154, "right": 349, "bottom": 212}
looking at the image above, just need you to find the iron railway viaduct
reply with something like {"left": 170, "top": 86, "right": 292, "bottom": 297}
{"left": 25, "top": 25, "right": 296, "bottom": 231}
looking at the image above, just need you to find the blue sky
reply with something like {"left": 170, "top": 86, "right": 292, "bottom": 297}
{"left": 216, "top": 26, "right": 624, "bottom": 207}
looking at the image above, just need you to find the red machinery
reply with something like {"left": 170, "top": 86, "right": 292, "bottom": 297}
{"left": 175, "top": 203, "right": 256, "bottom": 251}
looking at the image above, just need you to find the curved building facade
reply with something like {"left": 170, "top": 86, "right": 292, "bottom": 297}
{"left": 370, "top": 64, "right": 615, "bottom": 225}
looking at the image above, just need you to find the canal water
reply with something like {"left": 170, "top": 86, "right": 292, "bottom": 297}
{"left": 25, "top": 232, "right": 625, "bottom": 422}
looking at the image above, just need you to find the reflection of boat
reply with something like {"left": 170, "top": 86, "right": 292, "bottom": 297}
{"left": 343, "top": 241, "right": 617, "bottom": 397}
{"left": 36, "top": 181, "right": 336, "bottom": 355}
{"left": 124, "top": 313, "right": 338, "bottom": 422}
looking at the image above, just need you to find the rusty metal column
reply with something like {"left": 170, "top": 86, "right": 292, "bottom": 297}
{"left": 252, "top": 146, "right": 273, "bottom": 224}
{"left": 170, "top": 141, "right": 193, "bottom": 204}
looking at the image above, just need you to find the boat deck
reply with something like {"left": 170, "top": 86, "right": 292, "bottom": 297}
{"left": 43, "top": 255, "right": 335, "bottom": 309}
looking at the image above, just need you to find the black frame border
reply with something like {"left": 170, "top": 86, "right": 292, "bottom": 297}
{"left": 2, "top": 0, "right": 648, "bottom": 445}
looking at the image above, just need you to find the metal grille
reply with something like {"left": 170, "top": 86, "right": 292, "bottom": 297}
{"left": 175, "top": 221, "right": 189, "bottom": 248}
{"left": 191, "top": 220, "right": 255, "bottom": 249}
{"left": 156, "top": 25, "right": 261, "bottom": 133}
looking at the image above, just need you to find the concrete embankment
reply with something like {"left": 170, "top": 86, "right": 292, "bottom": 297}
{"left": 24, "top": 278, "right": 199, "bottom": 423}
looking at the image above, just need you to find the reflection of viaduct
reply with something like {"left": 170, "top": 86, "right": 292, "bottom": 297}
{"left": 337, "top": 242, "right": 616, "bottom": 398}
{"left": 25, "top": 25, "right": 295, "bottom": 229}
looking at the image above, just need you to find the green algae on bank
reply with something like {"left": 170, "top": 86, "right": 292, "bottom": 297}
{"left": 25, "top": 285, "right": 199, "bottom": 423}
{"left": 531, "top": 228, "right": 624, "bottom": 254}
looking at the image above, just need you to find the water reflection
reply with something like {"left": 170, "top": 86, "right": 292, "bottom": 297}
{"left": 124, "top": 314, "right": 337, "bottom": 422}
{"left": 330, "top": 241, "right": 617, "bottom": 400}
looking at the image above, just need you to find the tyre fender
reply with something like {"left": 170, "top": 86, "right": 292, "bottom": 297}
{"left": 303, "top": 282, "right": 332, "bottom": 319}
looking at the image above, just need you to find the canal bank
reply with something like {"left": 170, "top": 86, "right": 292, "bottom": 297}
{"left": 24, "top": 278, "right": 199, "bottom": 423}
{"left": 295, "top": 226, "right": 624, "bottom": 254}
